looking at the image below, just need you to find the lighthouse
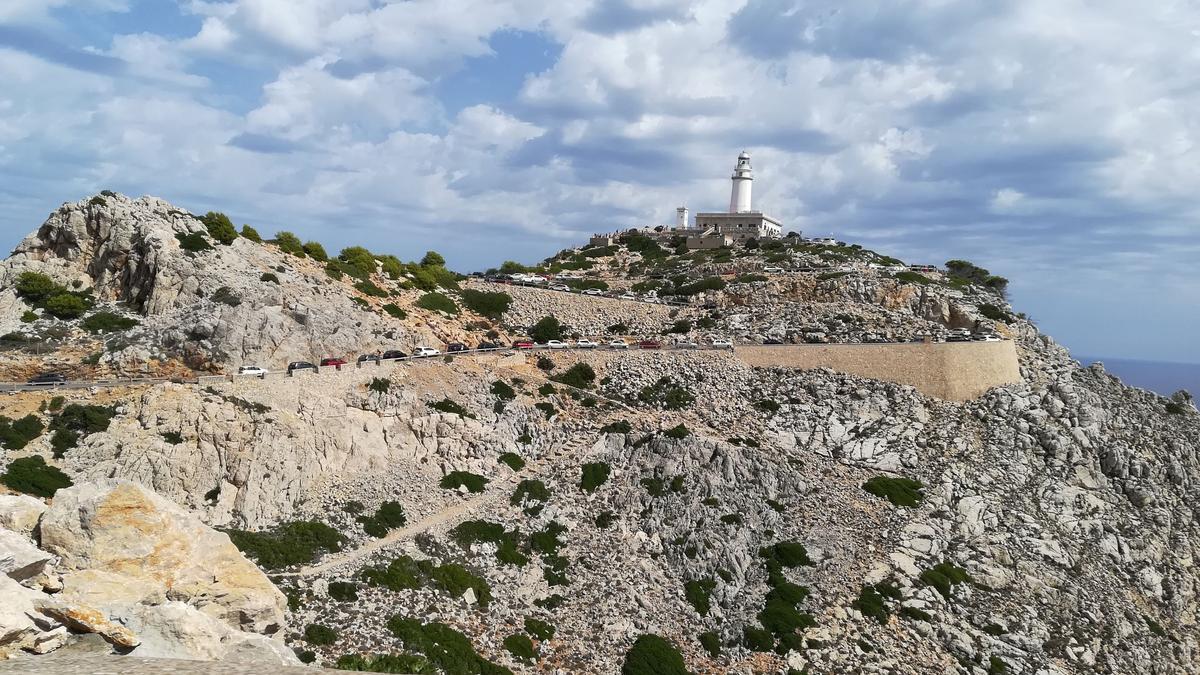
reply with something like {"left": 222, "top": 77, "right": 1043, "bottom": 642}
{"left": 729, "top": 151, "right": 753, "bottom": 213}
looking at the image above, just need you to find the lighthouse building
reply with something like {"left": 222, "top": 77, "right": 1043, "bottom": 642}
{"left": 693, "top": 151, "right": 783, "bottom": 242}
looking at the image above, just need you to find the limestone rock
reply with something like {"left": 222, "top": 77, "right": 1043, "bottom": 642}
{"left": 0, "top": 529, "right": 53, "bottom": 581}
{"left": 0, "top": 495, "right": 47, "bottom": 536}
{"left": 33, "top": 600, "right": 139, "bottom": 648}
{"left": 109, "top": 602, "right": 298, "bottom": 665}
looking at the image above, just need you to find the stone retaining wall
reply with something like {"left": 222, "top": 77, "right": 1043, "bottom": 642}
{"left": 735, "top": 341, "right": 1021, "bottom": 401}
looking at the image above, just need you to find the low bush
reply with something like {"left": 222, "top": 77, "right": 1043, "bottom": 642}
{"left": 638, "top": 377, "right": 695, "bottom": 410}
{"left": 368, "top": 378, "right": 390, "bottom": 393}
{"left": 919, "top": 561, "right": 972, "bottom": 599}
{"left": 427, "top": 398, "right": 475, "bottom": 419}
{"left": 48, "top": 396, "right": 65, "bottom": 412}
{"left": 328, "top": 581, "right": 358, "bottom": 602}
{"left": 80, "top": 311, "right": 140, "bottom": 335}
{"left": 534, "top": 402, "right": 555, "bottom": 419}
{"left": 201, "top": 212, "right": 238, "bottom": 245}
{"left": 160, "top": 431, "right": 183, "bottom": 444}
{"left": 596, "top": 511, "right": 616, "bottom": 528}
{"left": 440, "top": 471, "right": 488, "bottom": 493}
{"left": 552, "top": 363, "right": 596, "bottom": 389}
{"left": 50, "top": 429, "right": 79, "bottom": 458}
{"left": 622, "top": 634, "right": 687, "bottom": 675}
{"left": 385, "top": 618, "right": 508, "bottom": 674}
{"left": 600, "top": 420, "right": 632, "bottom": 434}
{"left": 459, "top": 289, "right": 512, "bottom": 320}
{"left": 534, "top": 594, "right": 564, "bottom": 610}
{"left": 357, "top": 500, "right": 407, "bottom": 538}
{"left": 304, "top": 623, "right": 338, "bottom": 646}
{"left": 176, "top": 232, "right": 213, "bottom": 252}
{"left": 0, "top": 415, "right": 44, "bottom": 450}
{"left": 20, "top": 311, "right": 37, "bottom": 323}
{"left": 498, "top": 452, "right": 525, "bottom": 471}
{"left": 893, "top": 271, "right": 931, "bottom": 285}
{"left": 1, "top": 456, "right": 72, "bottom": 498}
{"left": 381, "top": 303, "right": 406, "bottom": 319}
{"left": 51, "top": 404, "right": 114, "bottom": 446}
{"left": 240, "top": 225, "right": 262, "bottom": 243}
{"left": 503, "top": 633, "right": 536, "bottom": 663}
{"left": 537, "top": 383, "right": 556, "bottom": 396}
{"left": 900, "top": 606, "right": 931, "bottom": 621}
{"left": 524, "top": 618, "right": 555, "bottom": 642}
{"left": 451, "top": 520, "right": 528, "bottom": 567}
{"left": 863, "top": 475, "right": 925, "bottom": 507}
{"left": 580, "top": 462, "right": 611, "bottom": 492}
{"left": 334, "top": 653, "right": 432, "bottom": 672}
{"left": 663, "top": 424, "right": 690, "bottom": 439}
{"left": 666, "top": 320, "right": 692, "bottom": 334}
{"left": 211, "top": 286, "right": 241, "bottom": 307}
{"left": 355, "top": 280, "right": 388, "bottom": 297}
{"left": 536, "top": 356, "right": 555, "bottom": 371}
{"left": 853, "top": 585, "right": 890, "bottom": 624}
{"left": 225, "top": 520, "right": 345, "bottom": 569}
{"left": 43, "top": 293, "right": 90, "bottom": 319}
{"left": 259, "top": 272, "right": 279, "bottom": 284}
{"left": 424, "top": 562, "right": 492, "bottom": 605}
{"left": 273, "top": 231, "right": 305, "bottom": 257}
{"left": 760, "top": 541, "right": 814, "bottom": 569}
{"left": 754, "top": 399, "right": 781, "bottom": 415}
{"left": 684, "top": 578, "right": 716, "bottom": 616}
{"left": 302, "top": 241, "right": 328, "bottom": 261}
{"left": 607, "top": 322, "right": 629, "bottom": 334}
{"left": 698, "top": 631, "right": 721, "bottom": 658}
{"left": 530, "top": 316, "right": 564, "bottom": 343}
{"left": 362, "top": 555, "right": 423, "bottom": 591}
{"left": 978, "top": 303, "right": 1013, "bottom": 322}
{"left": 491, "top": 380, "right": 516, "bottom": 401}
{"left": 742, "top": 626, "right": 774, "bottom": 652}
{"left": 511, "top": 479, "right": 551, "bottom": 515}
{"left": 414, "top": 292, "right": 458, "bottom": 315}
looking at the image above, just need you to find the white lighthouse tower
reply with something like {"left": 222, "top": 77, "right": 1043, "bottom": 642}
{"left": 729, "top": 151, "right": 753, "bottom": 213}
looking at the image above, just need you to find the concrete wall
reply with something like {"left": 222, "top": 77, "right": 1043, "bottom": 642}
{"left": 735, "top": 341, "right": 1021, "bottom": 401}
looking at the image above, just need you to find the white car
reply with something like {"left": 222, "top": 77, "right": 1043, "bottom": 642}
{"left": 546, "top": 340, "right": 569, "bottom": 349}
{"left": 710, "top": 338, "right": 734, "bottom": 349}
{"left": 237, "top": 366, "right": 268, "bottom": 376}
{"left": 674, "top": 339, "right": 699, "bottom": 349}
{"left": 414, "top": 346, "right": 441, "bottom": 357}
{"left": 976, "top": 334, "right": 1003, "bottom": 342}
{"left": 763, "top": 266, "right": 783, "bottom": 273}
{"left": 581, "top": 288, "right": 604, "bottom": 296}
{"left": 576, "top": 339, "right": 599, "bottom": 349}
{"left": 550, "top": 284, "right": 571, "bottom": 292}
{"left": 619, "top": 292, "right": 637, "bottom": 301}
{"left": 642, "top": 296, "right": 660, "bottom": 304}
{"left": 608, "top": 339, "right": 630, "bottom": 349}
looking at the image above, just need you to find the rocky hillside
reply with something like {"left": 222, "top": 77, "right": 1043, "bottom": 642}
{"left": 0, "top": 195, "right": 1198, "bottom": 674}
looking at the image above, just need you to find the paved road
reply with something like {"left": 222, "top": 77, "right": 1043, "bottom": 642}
{"left": 0, "top": 653, "right": 336, "bottom": 674}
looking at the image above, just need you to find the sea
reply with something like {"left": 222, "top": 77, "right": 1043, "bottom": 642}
{"left": 1076, "top": 356, "right": 1200, "bottom": 398}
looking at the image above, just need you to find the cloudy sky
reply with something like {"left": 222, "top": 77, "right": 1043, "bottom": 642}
{"left": 1, "top": 1, "right": 1197, "bottom": 363}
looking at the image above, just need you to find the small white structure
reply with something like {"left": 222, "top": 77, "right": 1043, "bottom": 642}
{"left": 729, "top": 151, "right": 753, "bottom": 213}
{"left": 676, "top": 206, "right": 689, "bottom": 229}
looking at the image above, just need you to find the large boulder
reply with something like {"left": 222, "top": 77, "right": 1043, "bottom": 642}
{"left": 0, "top": 495, "right": 47, "bottom": 536}
{"left": 37, "top": 481, "right": 287, "bottom": 635}
{"left": 0, "top": 529, "right": 53, "bottom": 581}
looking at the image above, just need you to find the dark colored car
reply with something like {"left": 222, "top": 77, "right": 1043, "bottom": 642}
{"left": 477, "top": 341, "right": 500, "bottom": 350}
{"left": 382, "top": 350, "right": 408, "bottom": 360}
{"left": 320, "top": 357, "right": 348, "bottom": 367}
{"left": 287, "top": 361, "right": 317, "bottom": 373}
{"left": 27, "top": 373, "right": 67, "bottom": 386}
{"left": 447, "top": 342, "right": 469, "bottom": 352}
{"left": 357, "top": 354, "right": 380, "bottom": 364}
{"left": 638, "top": 340, "right": 662, "bottom": 349}
{"left": 513, "top": 340, "right": 535, "bottom": 349}
{"left": 763, "top": 338, "right": 784, "bottom": 345}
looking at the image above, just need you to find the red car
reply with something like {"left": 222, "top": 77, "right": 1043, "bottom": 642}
{"left": 638, "top": 340, "right": 662, "bottom": 349}
{"left": 320, "top": 357, "right": 348, "bottom": 367}
{"left": 512, "top": 341, "right": 535, "bottom": 349}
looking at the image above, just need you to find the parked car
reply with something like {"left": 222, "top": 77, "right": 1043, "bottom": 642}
{"left": 581, "top": 288, "right": 604, "bottom": 296}
{"left": 674, "top": 339, "right": 699, "bottom": 349}
{"left": 382, "top": 350, "right": 408, "bottom": 360}
{"left": 710, "top": 338, "right": 734, "bottom": 349}
{"left": 549, "top": 284, "right": 571, "bottom": 292}
{"left": 414, "top": 346, "right": 441, "bottom": 357}
{"left": 447, "top": 342, "right": 468, "bottom": 352}
{"left": 513, "top": 340, "right": 535, "bottom": 349}
{"left": 974, "top": 334, "right": 1003, "bottom": 342}
{"left": 638, "top": 340, "right": 662, "bottom": 349}
{"left": 357, "top": 354, "right": 380, "bottom": 364}
{"left": 546, "top": 340, "right": 569, "bottom": 349}
{"left": 237, "top": 366, "right": 268, "bottom": 376}
{"left": 947, "top": 329, "right": 972, "bottom": 343}
{"left": 608, "top": 339, "right": 630, "bottom": 349}
{"left": 575, "top": 339, "right": 599, "bottom": 348}
{"left": 320, "top": 357, "right": 348, "bottom": 367}
{"left": 763, "top": 266, "right": 783, "bottom": 273}
{"left": 26, "top": 373, "right": 67, "bottom": 386}
{"left": 763, "top": 337, "right": 784, "bottom": 345}
{"left": 477, "top": 341, "right": 501, "bottom": 350}
{"left": 288, "top": 361, "right": 317, "bottom": 374}
{"left": 618, "top": 292, "right": 637, "bottom": 300}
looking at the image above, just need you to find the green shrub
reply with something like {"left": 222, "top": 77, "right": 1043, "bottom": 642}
{"left": 674, "top": 276, "right": 727, "bottom": 296}
{"left": 385, "top": 618, "right": 508, "bottom": 674}
{"left": 524, "top": 618, "right": 555, "bottom": 642}
{"left": 160, "top": 431, "right": 183, "bottom": 445}
{"left": 15, "top": 272, "right": 64, "bottom": 303}
{"left": 622, "top": 634, "right": 687, "bottom": 675}
{"left": 1145, "top": 616, "right": 1167, "bottom": 637}
{"left": 50, "top": 429, "right": 79, "bottom": 458}
{"left": 503, "top": 633, "right": 536, "bottom": 663}
{"left": 987, "top": 656, "right": 1008, "bottom": 674}
{"left": 757, "top": 596, "right": 816, "bottom": 635}
{"left": 334, "top": 653, "right": 433, "bottom": 672}
{"left": 441, "top": 471, "right": 488, "bottom": 493}
{"left": 211, "top": 286, "right": 241, "bottom": 307}
{"left": 415, "top": 292, "right": 458, "bottom": 315}
{"left": 663, "top": 424, "right": 690, "bottom": 439}
{"left": 48, "top": 396, "right": 65, "bottom": 412}
{"left": 534, "top": 402, "right": 556, "bottom": 419}
{"left": 43, "top": 293, "right": 89, "bottom": 319}
{"left": 52, "top": 403, "right": 114, "bottom": 435}
{"left": 1166, "top": 401, "right": 1188, "bottom": 415}
{"left": 1, "top": 456, "right": 72, "bottom": 498}
{"left": 0, "top": 415, "right": 44, "bottom": 450}
{"left": 536, "top": 356, "right": 555, "bottom": 371}
{"left": 460, "top": 289, "right": 512, "bottom": 320}
{"left": 427, "top": 398, "right": 474, "bottom": 418}
{"left": 853, "top": 585, "right": 890, "bottom": 624}
{"left": 580, "top": 462, "right": 611, "bottom": 492}
{"left": 742, "top": 626, "right": 774, "bottom": 652}
{"left": 362, "top": 555, "right": 423, "bottom": 591}
{"left": 537, "top": 383, "right": 556, "bottom": 396}
{"left": 720, "top": 513, "right": 741, "bottom": 526}
{"left": 225, "top": 520, "right": 345, "bottom": 569}
{"left": 760, "top": 541, "right": 814, "bottom": 569}
{"left": 978, "top": 303, "right": 1013, "bottom": 322}
{"left": 600, "top": 420, "right": 632, "bottom": 434}
{"left": 491, "top": 380, "right": 516, "bottom": 401}
{"left": 698, "top": 631, "right": 721, "bottom": 658}
{"left": 451, "top": 520, "right": 528, "bottom": 566}
{"left": 637, "top": 377, "right": 695, "bottom": 410}
{"left": 201, "top": 212, "right": 238, "bottom": 245}
{"left": 893, "top": 271, "right": 931, "bottom": 285}
{"left": 534, "top": 594, "right": 564, "bottom": 610}
{"left": 240, "top": 225, "right": 262, "bottom": 243}
{"left": 176, "top": 231, "right": 213, "bottom": 252}
{"left": 79, "top": 311, "right": 139, "bottom": 334}
{"left": 20, "top": 311, "right": 37, "bottom": 323}
{"left": 607, "top": 322, "right": 629, "bottom": 334}
{"left": 511, "top": 479, "right": 551, "bottom": 515}
{"left": 424, "top": 562, "right": 492, "bottom": 605}
{"left": 919, "top": 561, "right": 972, "bottom": 599}
{"left": 302, "top": 241, "right": 328, "bottom": 261}
{"left": 324, "top": 264, "right": 343, "bottom": 280}
{"left": 328, "top": 581, "right": 358, "bottom": 602}
{"left": 304, "top": 623, "right": 338, "bottom": 646}
{"left": 498, "top": 452, "right": 525, "bottom": 471}
{"left": 900, "top": 606, "right": 931, "bottom": 621}
{"left": 983, "top": 623, "right": 1006, "bottom": 636}
{"left": 339, "top": 246, "right": 377, "bottom": 277}
{"left": 684, "top": 578, "right": 716, "bottom": 616}
{"left": 367, "top": 377, "right": 390, "bottom": 394}
{"left": 863, "top": 475, "right": 925, "bottom": 507}
{"left": 355, "top": 280, "right": 388, "bottom": 297}
{"left": 552, "top": 363, "right": 596, "bottom": 389}
{"left": 666, "top": 320, "right": 692, "bottom": 334}
{"left": 382, "top": 303, "right": 406, "bottom": 319}
{"left": 273, "top": 231, "right": 305, "bottom": 257}
{"left": 530, "top": 316, "right": 564, "bottom": 343}
{"left": 596, "top": 511, "right": 616, "bottom": 528}
{"left": 754, "top": 399, "right": 781, "bottom": 415}
{"left": 259, "top": 272, "right": 279, "bottom": 284}
{"left": 297, "top": 650, "right": 315, "bottom": 664}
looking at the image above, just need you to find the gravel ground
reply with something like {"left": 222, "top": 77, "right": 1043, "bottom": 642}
{"left": 0, "top": 654, "right": 337, "bottom": 674}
